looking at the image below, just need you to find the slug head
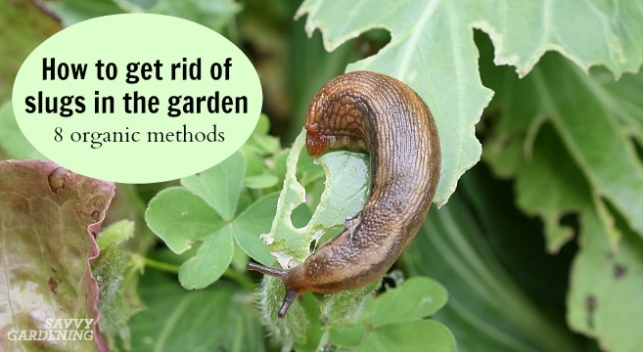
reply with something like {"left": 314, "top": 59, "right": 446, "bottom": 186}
{"left": 247, "top": 262, "right": 302, "bottom": 318}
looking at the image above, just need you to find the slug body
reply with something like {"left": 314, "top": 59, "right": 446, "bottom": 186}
{"left": 248, "top": 71, "right": 440, "bottom": 317}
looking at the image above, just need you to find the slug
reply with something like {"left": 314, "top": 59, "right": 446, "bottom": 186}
{"left": 248, "top": 70, "right": 441, "bottom": 318}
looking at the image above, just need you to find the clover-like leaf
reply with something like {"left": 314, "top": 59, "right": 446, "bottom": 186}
{"left": 146, "top": 150, "right": 281, "bottom": 289}
{"left": 324, "top": 277, "right": 453, "bottom": 351}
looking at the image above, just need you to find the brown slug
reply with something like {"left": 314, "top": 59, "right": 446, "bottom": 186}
{"left": 248, "top": 70, "right": 441, "bottom": 318}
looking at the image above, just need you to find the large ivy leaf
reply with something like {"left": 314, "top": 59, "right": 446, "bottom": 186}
{"left": 295, "top": 0, "right": 643, "bottom": 206}
{"left": 0, "top": 160, "right": 114, "bottom": 352}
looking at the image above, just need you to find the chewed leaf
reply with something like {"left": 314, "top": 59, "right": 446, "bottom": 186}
{"left": 256, "top": 130, "right": 370, "bottom": 345}
{"left": 0, "top": 160, "right": 114, "bottom": 352}
{"left": 567, "top": 200, "right": 643, "bottom": 352}
{"left": 260, "top": 129, "right": 369, "bottom": 267}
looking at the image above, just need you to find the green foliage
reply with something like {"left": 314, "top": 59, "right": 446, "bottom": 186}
{"left": 116, "top": 270, "right": 266, "bottom": 352}
{"left": 145, "top": 124, "right": 284, "bottom": 289}
{"left": 296, "top": 0, "right": 643, "bottom": 206}
{"left": 0, "top": 103, "right": 45, "bottom": 159}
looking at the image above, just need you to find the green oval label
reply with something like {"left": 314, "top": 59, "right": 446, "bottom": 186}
{"left": 12, "top": 14, "right": 262, "bottom": 183}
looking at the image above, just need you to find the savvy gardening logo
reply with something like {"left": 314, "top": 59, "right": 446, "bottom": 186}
{"left": 7, "top": 318, "right": 94, "bottom": 341}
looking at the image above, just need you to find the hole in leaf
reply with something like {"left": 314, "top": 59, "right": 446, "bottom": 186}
{"left": 632, "top": 136, "right": 643, "bottom": 163}
{"left": 354, "top": 28, "right": 391, "bottom": 59}
{"left": 291, "top": 202, "right": 311, "bottom": 228}
{"left": 558, "top": 212, "right": 579, "bottom": 236}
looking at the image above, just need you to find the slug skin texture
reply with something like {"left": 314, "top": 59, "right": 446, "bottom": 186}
{"left": 248, "top": 71, "right": 441, "bottom": 318}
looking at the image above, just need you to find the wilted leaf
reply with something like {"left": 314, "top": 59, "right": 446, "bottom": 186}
{"left": 0, "top": 160, "right": 114, "bottom": 352}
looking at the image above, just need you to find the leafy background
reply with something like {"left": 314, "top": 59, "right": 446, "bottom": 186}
{"left": 1, "top": 0, "right": 642, "bottom": 351}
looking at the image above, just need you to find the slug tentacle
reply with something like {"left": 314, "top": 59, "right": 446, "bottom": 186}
{"left": 246, "top": 262, "right": 288, "bottom": 279}
{"left": 248, "top": 70, "right": 441, "bottom": 318}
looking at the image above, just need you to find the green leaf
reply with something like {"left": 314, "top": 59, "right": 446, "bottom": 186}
{"left": 260, "top": 130, "right": 369, "bottom": 266}
{"left": 119, "top": 270, "right": 266, "bottom": 352}
{"left": 358, "top": 320, "right": 455, "bottom": 352}
{"left": 322, "top": 277, "right": 452, "bottom": 351}
{"left": 486, "top": 55, "right": 643, "bottom": 245}
{"left": 233, "top": 192, "right": 280, "bottom": 266}
{"left": 0, "top": 102, "right": 45, "bottom": 159}
{"left": 244, "top": 114, "right": 281, "bottom": 155}
{"left": 146, "top": 153, "right": 281, "bottom": 289}
{"left": 255, "top": 130, "right": 370, "bottom": 346}
{"left": 486, "top": 123, "right": 593, "bottom": 252}
{"left": 0, "top": 160, "right": 114, "bottom": 352}
{"left": 362, "top": 277, "right": 448, "bottom": 326}
{"left": 146, "top": 186, "right": 223, "bottom": 254}
{"left": 181, "top": 150, "right": 246, "bottom": 221}
{"left": 124, "top": 0, "right": 241, "bottom": 32}
{"left": 295, "top": 0, "right": 643, "bottom": 206}
{"left": 0, "top": 1, "right": 61, "bottom": 101}
{"left": 43, "top": 0, "right": 240, "bottom": 31}
{"left": 404, "top": 189, "right": 583, "bottom": 352}
{"left": 42, "top": 0, "right": 123, "bottom": 26}
{"left": 96, "top": 219, "right": 135, "bottom": 250}
{"left": 475, "top": 22, "right": 643, "bottom": 348}
{"left": 567, "top": 200, "right": 643, "bottom": 352}
{"left": 178, "top": 225, "right": 234, "bottom": 290}
{"left": 244, "top": 173, "right": 279, "bottom": 189}
{"left": 92, "top": 244, "right": 141, "bottom": 350}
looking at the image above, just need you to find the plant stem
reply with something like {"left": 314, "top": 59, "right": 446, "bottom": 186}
{"left": 223, "top": 268, "right": 255, "bottom": 290}
{"left": 143, "top": 257, "right": 180, "bottom": 273}
{"left": 142, "top": 256, "right": 256, "bottom": 290}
